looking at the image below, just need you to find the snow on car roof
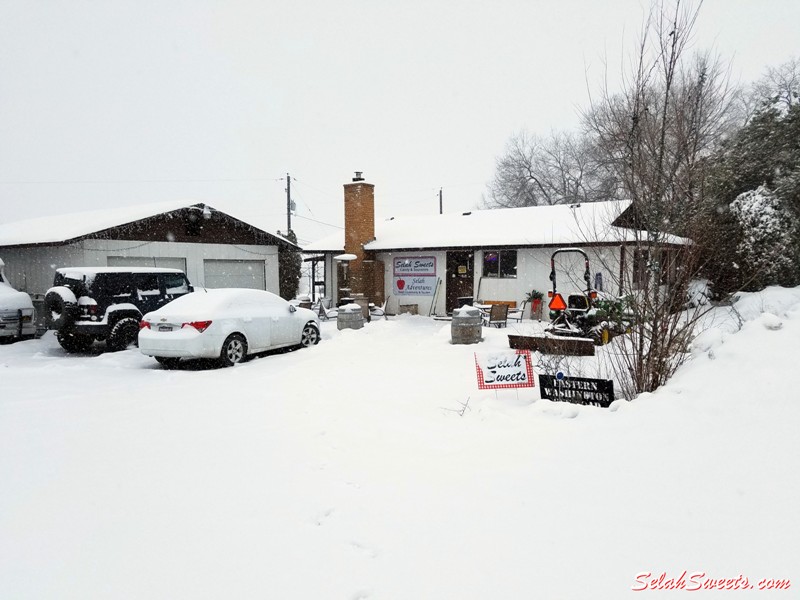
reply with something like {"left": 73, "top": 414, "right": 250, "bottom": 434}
{"left": 145, "top": 288, "right": 284, "bottom": 316}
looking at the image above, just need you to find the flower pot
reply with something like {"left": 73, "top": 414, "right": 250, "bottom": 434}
{"left": 531, "top": 298, "right": 542, "bottom": 320}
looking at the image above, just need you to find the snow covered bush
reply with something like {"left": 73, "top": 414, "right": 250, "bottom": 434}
{"left": 686, "top": 279, "right": 712, "bottom": 308}
{"left": 730, "top": 186, "right": 799, "bottom": 290}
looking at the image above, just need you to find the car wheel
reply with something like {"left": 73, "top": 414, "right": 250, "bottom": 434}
{"left": 300, "top": 323, "right": 320, "bottom": 347}
{"left": 155, "top": 356, "right": 181, "bottom": 369}
{"left": 45, "top": 287, "right": 78, "bottom": 329}
{"left": 107, "top": 317, "right": 140, "bottom": 351}
{"left": 56, "top": 330, "right": 94, "bottom": 353}
{"left": 219, "top": 333, "right": 247, "bottom": 367}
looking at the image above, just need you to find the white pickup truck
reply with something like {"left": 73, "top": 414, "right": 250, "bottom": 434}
{"left": 0, "top": 258, "right": 35, "bottom": 342}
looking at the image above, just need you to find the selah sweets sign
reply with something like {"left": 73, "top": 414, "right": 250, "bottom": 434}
{"left": 474, "top": 350, "right": 535, "bottom": 390}
{"left": 393, "top": 256, "right": 437, "bottom": 296}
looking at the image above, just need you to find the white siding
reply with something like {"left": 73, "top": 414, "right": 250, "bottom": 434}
{"left": 0, "top": 239, "right": 281, "bottom": 296}
{"left": 376, "top": 250, "right": 447, "bottom": 316}
{"left": 83, "top": 239, "right": 279, "bottom": 292}
{"left": 0, "top": 245, "right": 85, "bottom": 296}
{"left": 374, "top": 246, "right": 626, "bottom": 318}
{"left": 107, "top": 256, "right": 187, "bottom": 271}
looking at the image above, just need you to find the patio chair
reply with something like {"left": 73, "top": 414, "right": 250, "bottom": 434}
{"left": 483, "top": 303, "right": 509, "bottom": 328}
{"left": 507, "top": 300, "right": 527, "bottom": 323}
{"left": 369, "top": 299, "right": 388, "bottom": 320}
{"left": 314, "top": 297, "right": 338, "bottom": 321}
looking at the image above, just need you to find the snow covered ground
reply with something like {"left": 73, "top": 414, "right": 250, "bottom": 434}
{"left": 1, "top": 288, "right": 798, "bottom": 599}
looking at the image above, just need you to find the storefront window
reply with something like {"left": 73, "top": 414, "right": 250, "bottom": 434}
{"left": 483, "top": 250, "right": 517, "bottom": 278}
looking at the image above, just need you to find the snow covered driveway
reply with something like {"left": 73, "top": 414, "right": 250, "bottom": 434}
{"left": 1, "top": 291, "right": 799, "bottom": 599}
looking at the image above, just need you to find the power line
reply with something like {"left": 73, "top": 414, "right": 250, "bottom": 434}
{"left": 292, "top": 214, "right": 344, "bottom": 230}
{"left": 0, "top": 176, "right": 286, "bottom": 185}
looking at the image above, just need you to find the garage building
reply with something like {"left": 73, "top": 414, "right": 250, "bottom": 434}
{"left": 0, "top": 200, "right": 297, "bottom": 300}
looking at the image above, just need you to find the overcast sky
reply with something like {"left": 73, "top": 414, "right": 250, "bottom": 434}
{"left": 1, "top": 0, "right": 798, "bottom": 246}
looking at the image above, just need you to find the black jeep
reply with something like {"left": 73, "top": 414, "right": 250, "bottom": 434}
{"left": 44, "top": 267, "right": 193, "bottom": 352}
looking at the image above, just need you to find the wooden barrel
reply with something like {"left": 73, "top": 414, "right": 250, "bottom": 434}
{"left": 337, "top": 303, "right": 364, "bottom": 331}
{"left": 451, "top": 307, "right": 483, "bottom": 344}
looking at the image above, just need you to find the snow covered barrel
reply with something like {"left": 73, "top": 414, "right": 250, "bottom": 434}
{"left": 451, "top": 306, "right": 483, "bottom": 345}
{"left": 337, "top": 303, "right": 364, "bottom": 331}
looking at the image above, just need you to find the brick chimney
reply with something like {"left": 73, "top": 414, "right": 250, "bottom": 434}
{"left": 341, "top": 172, "right": 383, "bottom": 304}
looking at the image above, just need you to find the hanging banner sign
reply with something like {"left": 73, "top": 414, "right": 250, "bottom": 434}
{"left": 474, "top": 350, "right": 535, "bottom": 390}
{"left": 538, "top": 374, "right": 615, "bottom": 407}
{"left": 393, "top": 256, "right": 437, "bottom": 296}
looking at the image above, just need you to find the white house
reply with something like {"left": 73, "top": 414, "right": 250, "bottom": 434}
{"left": 304, "top": 174, "right": 688, "bottom": 317}
{"left": 0, "top": 200, "right": 298, "bottom": 300}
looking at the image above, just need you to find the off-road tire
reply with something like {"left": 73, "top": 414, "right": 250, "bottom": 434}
{"left": 219, "top": 333, "right": 247, "bottom": 367}
{"left": 300, "top": 323, "right": 320, "bottom": 347}
{"left": 56, "top": 330, "right": 94, "bottom": 353}
{"left": 45, "top": 287, "right": 78, "bottom": 329}
{"left": 106, "top": 317, "right": 140, "bottom": 351}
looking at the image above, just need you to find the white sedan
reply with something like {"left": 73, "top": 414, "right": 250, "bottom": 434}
{"left": 139, "top": 288, "right": 320, "bottom": 368}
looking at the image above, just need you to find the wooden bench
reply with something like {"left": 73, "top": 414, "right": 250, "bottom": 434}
{"left": 479, "top": 300, "right": 517, "bottom": 309}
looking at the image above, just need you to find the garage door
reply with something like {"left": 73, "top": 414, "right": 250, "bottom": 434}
{"left": 203, "top": 259, "right": 266, "bottom": 290}
{"left": 107, "top": 256, "right": 187, "bottom": 271}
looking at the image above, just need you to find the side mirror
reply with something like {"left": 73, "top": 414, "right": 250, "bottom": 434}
{"left": 289, "top": 305, "right": 297, "bottom": 313}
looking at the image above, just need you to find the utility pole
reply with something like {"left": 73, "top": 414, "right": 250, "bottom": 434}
{"left": 285, "top": 173, "right": 292, "bottom": 234}
{"left": 439, "top": 187, "right": 443, "bottom": 215}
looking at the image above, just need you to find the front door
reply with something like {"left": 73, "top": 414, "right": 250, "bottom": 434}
{"left": 446, "top": 251, "right": 474, "bottom": 313}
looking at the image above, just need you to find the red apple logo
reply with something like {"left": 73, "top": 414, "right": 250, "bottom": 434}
{"left": 397, "top": 279, "right": 406, "bottom": 290}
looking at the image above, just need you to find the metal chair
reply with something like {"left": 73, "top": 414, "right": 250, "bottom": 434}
{"left": 369, "top": 299, "right": 388, "bottom": 320}
{"left": 483, "top": 304, "right": 509, "bottom": 328}
{"left": 507, "top": 300, "right": 527, "bottom": 323}
{"left": 314, "top": 297, "right": 338, "bottom": 321}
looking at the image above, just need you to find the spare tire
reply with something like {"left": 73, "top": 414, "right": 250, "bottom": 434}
{"left": 44, "top": 286, "right": 78, "bottom": 329}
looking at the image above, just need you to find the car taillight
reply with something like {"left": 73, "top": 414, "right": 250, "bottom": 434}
{"left": 139, "top": 321, "right": 150, "bottom": 330}
{"left": 183, "top": 320, "right": 212, "bottom": 333}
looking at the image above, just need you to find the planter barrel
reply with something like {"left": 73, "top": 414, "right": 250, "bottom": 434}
{"left": 451, "top": 306, "right": 483, "bottom": 345}
{"left": 337, "top": 303, "right": 364, "bottom": 331}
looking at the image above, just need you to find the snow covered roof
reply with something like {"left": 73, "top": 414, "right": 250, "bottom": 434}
{"left": 0, "top": 200, "right": 295, "bottom": 248}
{"left": 303, "top": 200, "right": 690, "bottom": 252}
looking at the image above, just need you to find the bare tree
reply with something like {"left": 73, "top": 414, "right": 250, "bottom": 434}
{"left": 582, "top": 0, "right": 736, "bottom": 398}
{"left": 484, "top": 130, "right": 619, "bottom": 208}
{"left": 750, "top": 55, "right": 800, "bottom": 115}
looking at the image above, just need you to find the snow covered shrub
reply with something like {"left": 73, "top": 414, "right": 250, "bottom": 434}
{"left": 686, "top": 279, "right": 712, "bottom": 308}
{"left": 730, "top": 186, "right": 799, "bottom": 290}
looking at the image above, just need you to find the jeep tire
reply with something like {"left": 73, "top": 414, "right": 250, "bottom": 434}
{"left": 106, "top": 317, "right": 140, "bottom": 351}
{"left": 45, "top": 287, "right": 78, "bottom": 329}
{"left": 56, "top": 330, "right": 94, "bottom": 353}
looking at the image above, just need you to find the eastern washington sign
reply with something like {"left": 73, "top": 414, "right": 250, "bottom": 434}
{"left": 393, "top": 256, "right": 437, "bottom": 296}
{"left": 538, "top": 374, "right": 615, "bottom": 407}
